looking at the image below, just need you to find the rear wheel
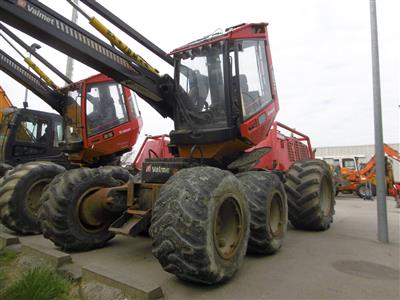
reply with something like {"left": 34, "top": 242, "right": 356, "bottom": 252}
{"left": 285, "top": 160, "right": 335, "bottom": 231}
{"left": 150, "top": 167, "right": 250, "bottom": 284}
{"left": 40, "top": 166, "right": 131, "bottom": 251}
{"left": 0, "top": 162, "right": 65, "bottom": 234}
{"left": 236, "top": 171, "right": 287, "bottom": 254}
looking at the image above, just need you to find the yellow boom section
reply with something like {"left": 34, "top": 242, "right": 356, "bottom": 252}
{"left": 89, "top": 17, "right": 159, "bottom": 75}
{"left": 24, "top": 57, "right": 59, "bottom": 90}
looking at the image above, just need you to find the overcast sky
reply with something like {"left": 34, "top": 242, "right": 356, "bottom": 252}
{"left": 0, "top": 0, "right": 398, "bottom": 151}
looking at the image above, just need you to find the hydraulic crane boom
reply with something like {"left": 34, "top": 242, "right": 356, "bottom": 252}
{"left": 80, "top": 0, "right": 174, "bottom": 66}
{"left": 0, "top": 0, "right": 173, "bottom": 118}
{"left": 0, "top": 49, "right": 65, "bottom": 114}
{"left": 0, "top": 22, "right": 72, "bottom": 84}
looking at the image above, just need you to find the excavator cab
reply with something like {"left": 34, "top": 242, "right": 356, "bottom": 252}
{"left": 170, "top": 23, "right": 279, "bottom": 161}
{"left": 60, "top": 73, "right": 142, "bottom": 165}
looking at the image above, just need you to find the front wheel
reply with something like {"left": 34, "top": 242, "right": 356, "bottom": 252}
{"left": 150, "top": 167, "right": 250, "bottom": 285}
{"left": 40, "top": 166, "right": 131, "bottom": 251}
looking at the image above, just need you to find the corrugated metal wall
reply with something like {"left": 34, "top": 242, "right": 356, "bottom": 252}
{"left": 315, "top": 143, "right": 400, "bottom": 181}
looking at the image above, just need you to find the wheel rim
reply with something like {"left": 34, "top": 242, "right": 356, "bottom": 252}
{"left": 319, "top": 176, "right": 332, "bottom": 216}
{"left": 26, "top": 179, "right": 50, "bottom": 216}
{"left": 214, "top": 196, "right": 244, "bottom": 260}
{"left": 269, "top": 193, "right": 284, "bottom": 235}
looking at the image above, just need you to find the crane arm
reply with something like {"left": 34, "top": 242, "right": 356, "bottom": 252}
{"left": 0, "top": 0, "right": 173, "bottom": 118}
{"left": 383, "top": 144, "right": 400, "bottom": 162}
{"left": 0, "top": 49, "right": 65, "bottom": 114}
{"left": 0, "top": 22, "right": 72, "bottom": 84}
{"left": 79, "top": 0, "right": 174, "bottom": 66}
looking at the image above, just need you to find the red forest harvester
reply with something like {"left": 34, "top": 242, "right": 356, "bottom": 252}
{"left": 0, "top": 25, "right": 142, "bottom": 235}
{"left": 0, "top": 0, "right": 335, "bottom": 284}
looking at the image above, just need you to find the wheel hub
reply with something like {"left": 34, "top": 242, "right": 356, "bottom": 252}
{"left": 26, "top": 179, "right": 51, "bottom": 216}
{"left": 214, "top": 196, "right": 244, "bottom": 259}
{"left": 319, "top": 176, "right": 332, "bottom": 216}
{"left": 78, "top": 187, "right": 114, "bottom": 231}
{"left": 269, "top": 193, "right": 284, "bottom": 235}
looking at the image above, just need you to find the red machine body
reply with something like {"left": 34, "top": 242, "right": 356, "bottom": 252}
{"left": 133, "top": 135, "right": 173, "bottom": 171}
{"left": 252, "top": 121, "right": 313, "bottom": 171}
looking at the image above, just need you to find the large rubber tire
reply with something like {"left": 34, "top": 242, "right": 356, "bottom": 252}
{"left": 285, "top": 160, "right": 335, "bottom": 231}
{"left": 0, "top": 161, "right": 65, "bottom": 234}
{"left": 236, "top": 171, "right": 288, "bottom": 255}
{"left": 150, "top": 167, "right": 250, "bottom": 285}
{"left": 356, "top": 183, "right": 376, "bottom": 199}
{"left": 40, "top": 166, "right": 131, "bottom": 251}
{"left": 0, "top": 163, "right": 13, "bottom": 178}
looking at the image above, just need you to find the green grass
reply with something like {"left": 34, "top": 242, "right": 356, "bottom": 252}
{"left": 0, "top": 268, "right": 6, "bottom": 287}
{"left": 0, "top": 248, "right": 17, "bottom": 262}
{"left": 1, "top": 266, "right": 70, "bottom": 300}
{"left": 0, "top": 249, "right": 17, "bottom": 288}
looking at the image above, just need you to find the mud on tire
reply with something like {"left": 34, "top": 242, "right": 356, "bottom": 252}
{"left": 40, "top": 166, "right": 131, "bottom": 251}
{"left": 285, "top": 160, "right": 335, "bottom": 231}
{"left": 0, "top": 163, "right": 13, "bottom": 178}
{"left": 237, "top": 171, "right": 288, "bottom": 254}
{"left": 150, "top": 167, "right": 250, "bottom": 284}
{"left": 0, "top": 161, "right": 65, "bottom": 234}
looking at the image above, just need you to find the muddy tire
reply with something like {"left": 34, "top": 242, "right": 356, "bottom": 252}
{"left": 150, "top": 167, "right": 250, "bottom": 284}
{"left": 356, "top": 183, "right": 376, "bottom": 199}
{"left": 237, "top": 171, "right": 287, "bottom": 254}
{"left": 40, "top": 166, "right": 131, "bottom": 251}
{"left": 0, "top": 163, "right": 13, "bottom": 178}
{"left": 285, "top": 160, "right": 335, "bottom": 231}
{"left": 0, "top": 161, "right": 65, "bottom": 234}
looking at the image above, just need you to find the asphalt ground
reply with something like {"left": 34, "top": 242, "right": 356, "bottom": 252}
{"left": 2, "top": 195, "right": 399, "bottom": 299}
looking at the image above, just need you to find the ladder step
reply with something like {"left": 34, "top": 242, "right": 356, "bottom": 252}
{"left": 109, "top": 210, "right": 151, "bottom": 236}
{"left": 127, "top": 209, "right": 147, "bottom": 216}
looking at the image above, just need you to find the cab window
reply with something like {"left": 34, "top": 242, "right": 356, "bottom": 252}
{"left": 342, "top": 159, "right": 356, "bottom": 170}
{"left": 236, "top": 40, "right": 272, "bottom": 119}
{"left": 16, "top": 119, "right": 49, "bottom": 144}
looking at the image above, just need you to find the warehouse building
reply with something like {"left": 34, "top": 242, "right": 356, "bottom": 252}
{"left": 315, "top": 143, "right": 400, "bottom": 181}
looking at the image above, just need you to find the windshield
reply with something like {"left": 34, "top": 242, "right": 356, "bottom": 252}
{"left": 178, "top": 41, "right": 228, "bottom": 130}
{"left": 85, "top": 82, "right": 129, "bottom": 136}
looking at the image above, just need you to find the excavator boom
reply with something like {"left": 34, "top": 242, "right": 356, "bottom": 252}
{"left": 0, "top": 84, "right": 12, "bottom": 109}
{"left": 0, "top": 84, "right": 13, "bottom": 119}
{"left": 384, "top": 144, "right": 400, "bottom": 162}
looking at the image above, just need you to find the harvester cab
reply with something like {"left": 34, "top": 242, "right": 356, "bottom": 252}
{"left": 58, "top": 73, "right": 142, "bottom": 165}
{"left": 169, "top": 23, "right": 278, "bottom": 163}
